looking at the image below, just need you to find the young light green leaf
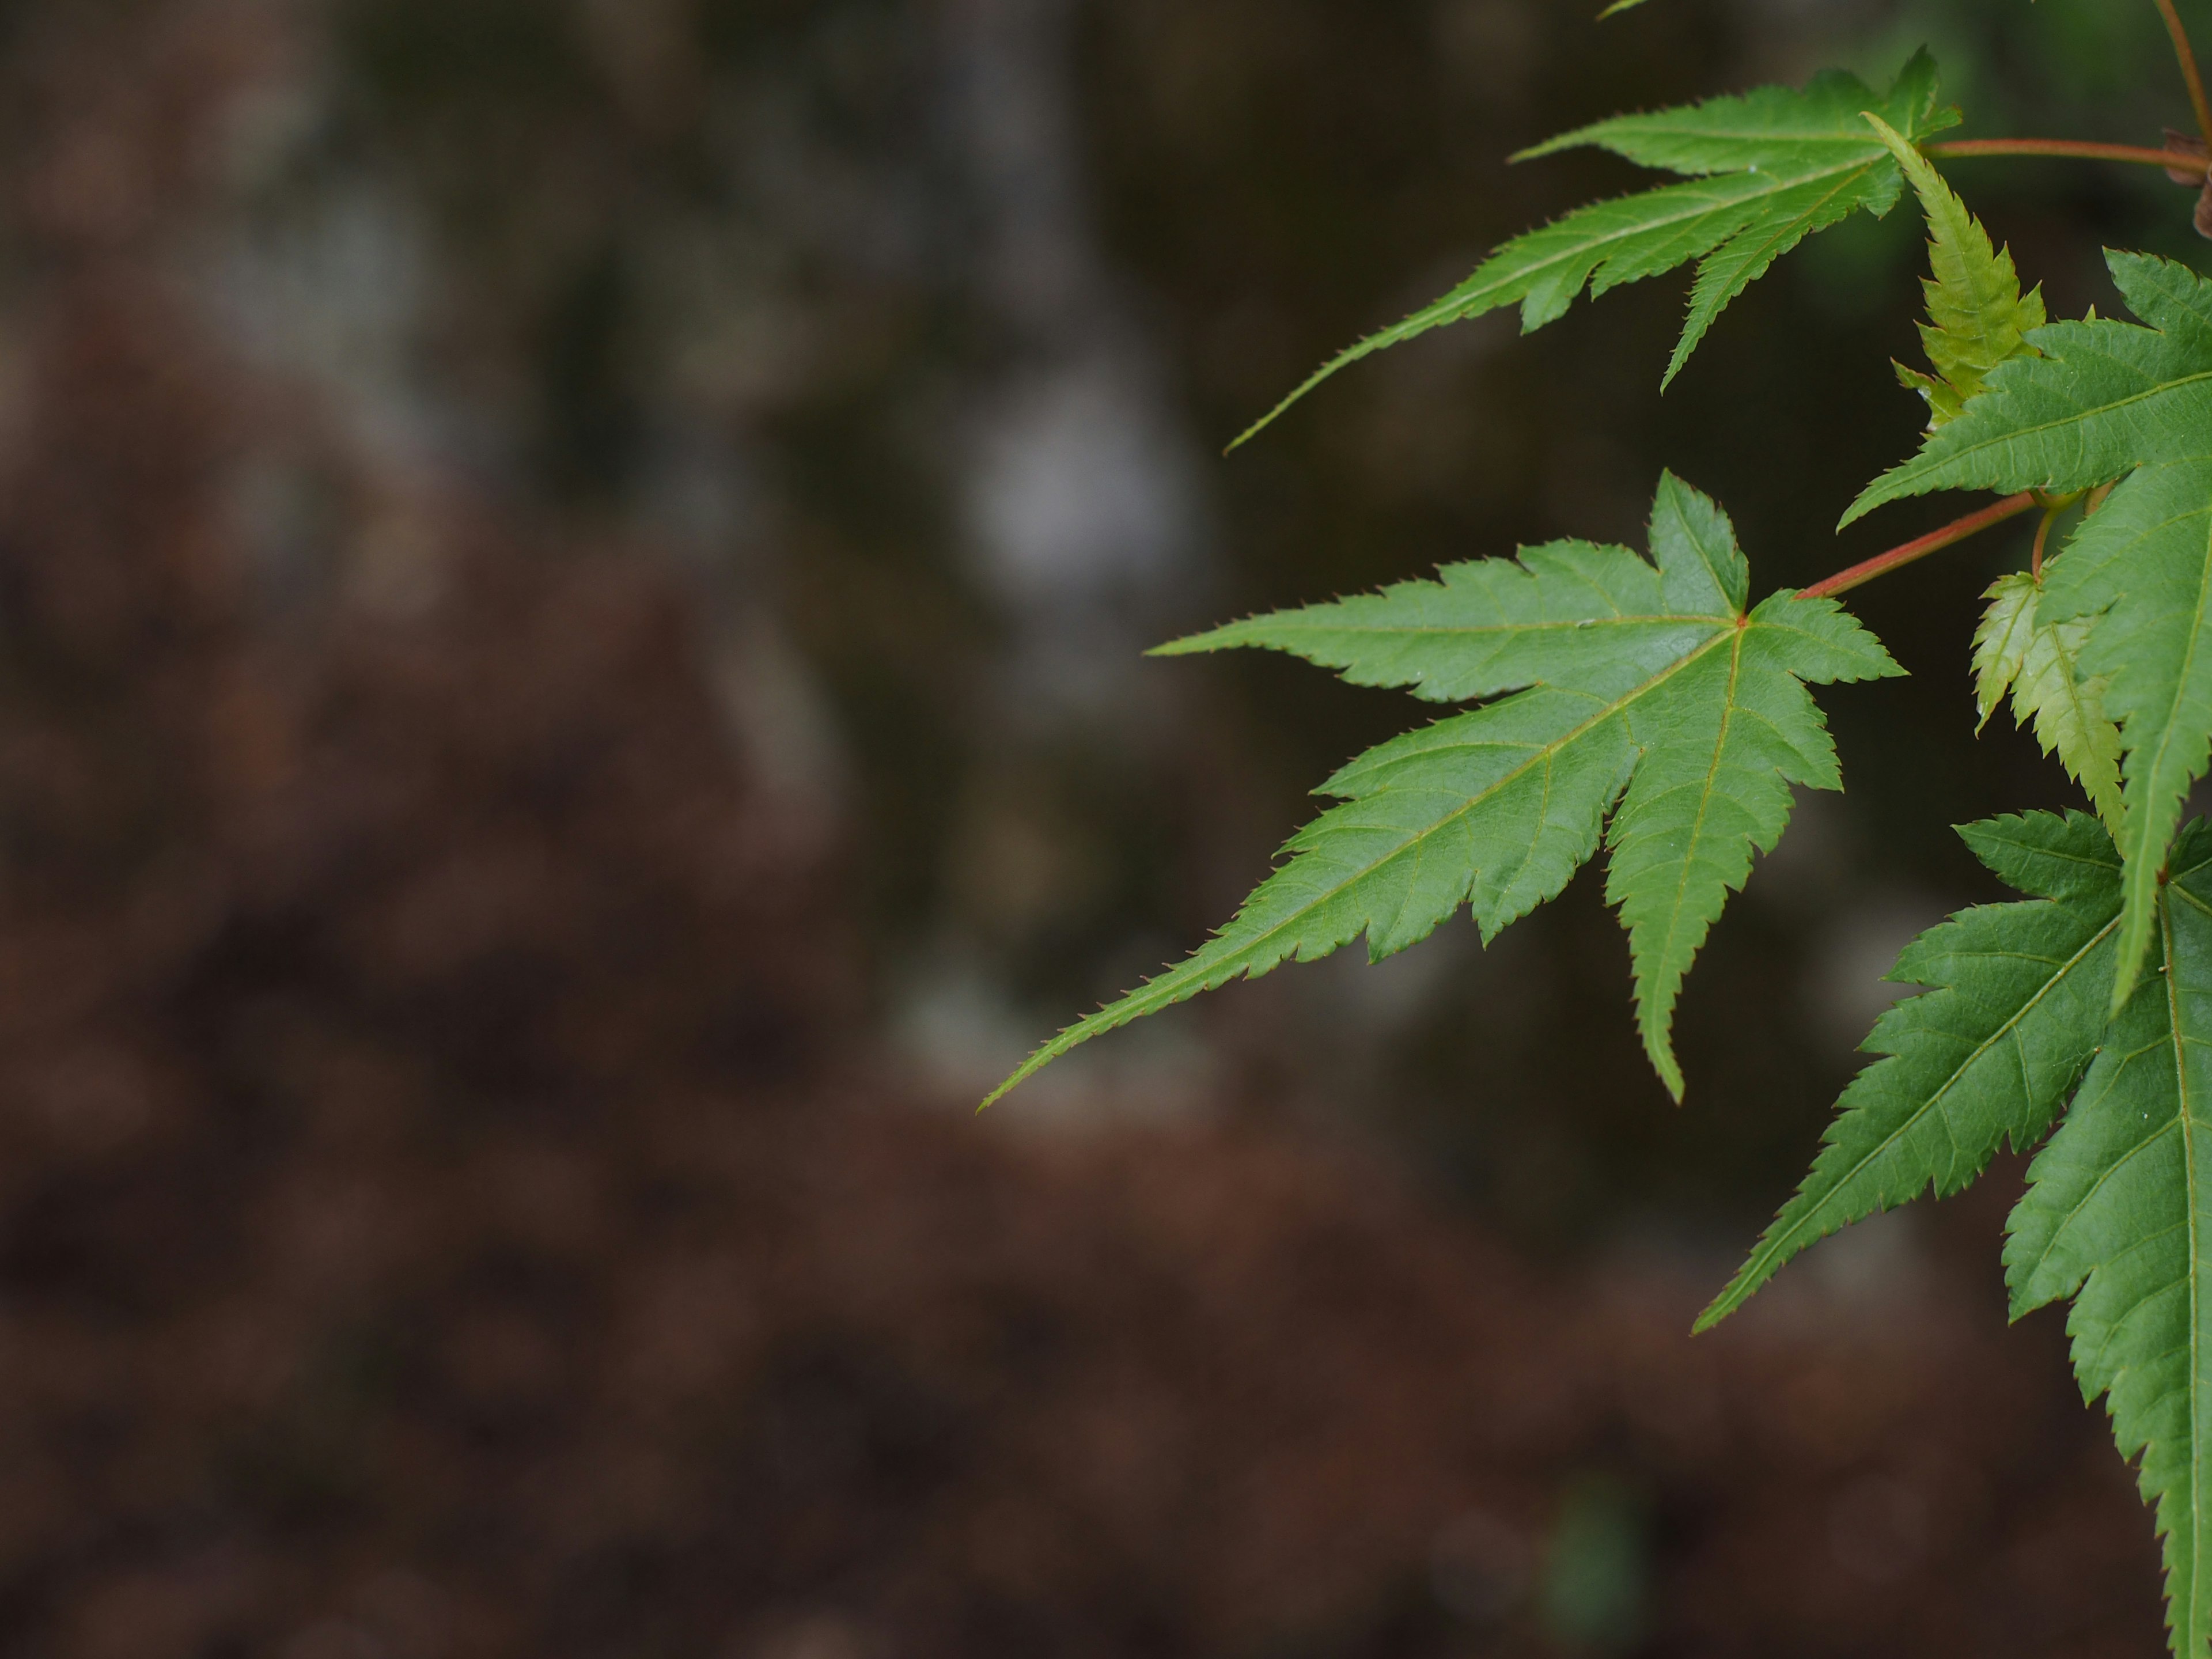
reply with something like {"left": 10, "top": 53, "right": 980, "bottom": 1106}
{"left": 1847, "top": 250, "right": 2212, "bottom": 522}
{"left": 1863, "top": 112, "right": 2045, "bottom": 427}
{"left": 983, "top": 474, "right": 1899, "bottom": 1108}
{"left": 1972, "top": 570, "right": 2125, "bottom": 835}
{"left": 1847, "top": 252, "right": 2212, "bottom": 1011}
{"left": 1230, "top": 53, "right": 1957, "bottom": 447}
{"left": 1698, "top": 810, "right": 2121, "bottom": 1332}
{"left": 1972, "top": 569, "right": 2040, "bottom": 728}
{"left": 2005, "top": 821, "right": 2212, "bottom": 1659}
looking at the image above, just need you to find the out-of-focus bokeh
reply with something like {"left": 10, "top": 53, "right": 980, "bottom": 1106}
{"left": 0, "top": 0, "right": 2198, "bottom": 1653}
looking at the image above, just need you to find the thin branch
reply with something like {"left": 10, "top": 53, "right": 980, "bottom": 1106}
{"left": 2158, "top": 0, "right": 2212, "bottom": 146}
{"left": 1801, "top": 493, "right": 2039, "bottom": 601}
{"left": 1924, "top": 138, "right": 2209, "bottom": 173}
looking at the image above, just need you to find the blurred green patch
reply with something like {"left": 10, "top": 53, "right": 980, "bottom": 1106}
{"left": 1541, "top": 1474, "right": 1649, "bottom": 1653}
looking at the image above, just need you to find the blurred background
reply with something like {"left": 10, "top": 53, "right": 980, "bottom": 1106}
{"left": 0, "top": 0, "right": 2200, "bottom": 1654}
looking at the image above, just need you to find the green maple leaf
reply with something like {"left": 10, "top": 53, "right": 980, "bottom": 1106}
{"left": 1847, "top": 251, "right": 2212, "bottom": 1013}
{"left": 1973, "top": 570, "right": 2126, "bottom": 835}
{"left": 2006, "top": 820, "right": 2212, "bottom": 1659}
{"left": 1863, "top": 112, "right": 2046, "bottom": 427}
{"left": 983, "top": 474, "right": 1899, "bottom": 1108}
{"left": 1708, "top": 810, "right": 2212, "bottom": 1652}
{"left": 1698, "top": 810, "right": 2120, "bottom": 1331}
{"left": 1231, "top": 52, "right": 1957, "bottom": 446}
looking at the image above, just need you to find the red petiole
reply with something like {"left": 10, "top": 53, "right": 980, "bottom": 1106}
{"left": 1801, "top": 493, "right": 2039, "bottom": 601}
{"left": 1923, "top": 139, "right": 2209, "bottom": 173}
{"left": 2157, "top": 0, "right": 2212, "bottom": 147}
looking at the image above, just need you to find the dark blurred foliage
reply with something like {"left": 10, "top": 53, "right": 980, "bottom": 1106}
{"left": 0, "top": 0, "right": 2199, "bottom": 1653}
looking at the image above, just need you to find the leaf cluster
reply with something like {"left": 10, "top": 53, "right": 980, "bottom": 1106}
{"left": 994, "top": 27, "right": 2212, "bottom": 1655}
{"left": 1707, "top": 810, "right": 2212, "bottom": 1658}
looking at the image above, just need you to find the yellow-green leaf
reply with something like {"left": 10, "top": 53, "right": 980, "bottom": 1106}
{"left": 1972, "top": 570, "right": 2126, "bottom": 836}
{"left": 1865, "top": 113, "right": 2044, "bottom": 428}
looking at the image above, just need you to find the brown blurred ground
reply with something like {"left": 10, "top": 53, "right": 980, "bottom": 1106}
{"left": 0, "top": 1, "right": 2186, "bottom": 1656}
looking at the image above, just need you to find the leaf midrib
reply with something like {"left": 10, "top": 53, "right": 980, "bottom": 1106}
{"left": 1459, "top": 158, "right": 1887, "bottom": 306}
{"left": 1524, "top": 115, "right": 1892, "bottom": 164}
{"left": 1014, "top": 619, "right": 1745, "bottom": 1069}
{"left": 1582, "top": 128, "right": 1895, "bottom": 157}
{"left": 2172, "top": 887, "right": 2206, "bottom": 1652}
{"left": 1198, "top": 624, "right": 1734, "bottom": 965}
{"left": 1639, "top": 624, "right": 1748, "bottom": 1050}
{"left": 1885, "top": 369, "right": 2212, "bottom": 494}
{"left": 1203, "top": 612, "right": 1730, "bottom": 640}
{"left": 1706, "top": 168, "right": 1870, "bottom": 272}
{"left": 2165, "top": 881, "right": 2212, "bottom": 1650}
{"left": 2111, "top": 503, "right": 2212, "bottom": 1012}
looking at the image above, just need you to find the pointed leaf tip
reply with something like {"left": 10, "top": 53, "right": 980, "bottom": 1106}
{"left": 1702, "top": 810, "right": 2122, "bottom": 1334}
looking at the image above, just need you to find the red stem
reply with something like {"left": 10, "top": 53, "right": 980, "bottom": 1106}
{"left": 2157, "top": 0, "right": 2212, "bottom": 146}
{"left": 1801, "top": 493, "right": 2040, "bottom": 601}
{"left": 1924, "top": 138, "right": 2209, "bottom": 173}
